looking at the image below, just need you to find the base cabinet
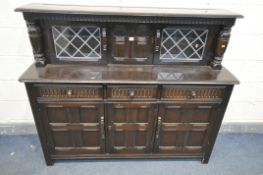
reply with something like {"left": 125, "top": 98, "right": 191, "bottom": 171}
{"left": 26, "top": 83, "right": 233, "bottom": 165}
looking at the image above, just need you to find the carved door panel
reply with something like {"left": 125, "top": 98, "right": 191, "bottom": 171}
{"left": 39, "top": 102, "right": 105, "bottom": 155}
{"left": 109, "top": 24, "right": 154, "bottom": 64}
{"left": 155, "top": 103, "right": 219, "bottom": 154}
{"left": 107, "top": 102, "right": 157, "bottom": 153}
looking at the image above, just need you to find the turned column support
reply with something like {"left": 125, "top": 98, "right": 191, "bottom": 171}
{"left": 211, "top": 27, "right": 231, "bottom": 69}
{"left": 26, "top": 21, "right": 46, "bottom": 66}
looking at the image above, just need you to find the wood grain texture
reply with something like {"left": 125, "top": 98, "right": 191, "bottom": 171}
{"left": 39, "top": 101, "right": 105, "bottom": 155}
{"left": 19, "top": 64, "right": 239, "bottom": 85}
{"left": 35, "top": 84, "right": 103, "bottom": 99}
{"left": 107, "top": 85, "right": 157, "bottom": 100}
{"left": 15, "top": 3, "right": 243, "bottom": 18}
{"left": 107, "top": 102, "right": 157, "bottom": 154}
{"left": 155, "top": 103, "right": 218, "bottom": 154}
{"left": 25, "top": 82, "right": 233, "bottom": 165}
{"left": 161, "top": 85, "right": 225, "bottom": 102}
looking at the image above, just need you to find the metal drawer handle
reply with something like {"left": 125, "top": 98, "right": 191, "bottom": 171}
{"left": 108, "top": 125, "right": 112, "bottom": 130}
{"left": 100, "top": 116, "right": 105, "bottom": 140}
{"left": 129, "top": 90, "right": 135, "bottom": 97}
{"left": 67, "top": 89, "right": 72, "bottom": 96}
{"left": 190, "top": 90, "right": 196, "bottom": 98}
{"left": 102, "top": 28, "right": 107, "bottom": 51}
{"left": 114, "top": 104, "right": 124, "bottom": 109}
{"left": 155, "top": 29, "right": 161, "bottom": 52}
{"left": 155, "top": 116, "right": 162, "bottom": 140}
{"left": 129, "top": 36, "right": 135, "bottom": 42}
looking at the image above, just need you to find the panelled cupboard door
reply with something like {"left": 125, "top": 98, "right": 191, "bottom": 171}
{"left": 154, "top": 103, "right": 219, "bottom": 154}
{"left": 107, "top": 102, "right": 157, "bottom": 154}
{"left": 109, "top": 24, "right": 154, "bottom": 64}
{"left": 39, "top": 102, "right": 105, "bottom": 155}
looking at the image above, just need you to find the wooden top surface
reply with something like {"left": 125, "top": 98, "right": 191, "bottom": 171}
{"left": 15, "top": 3, "right": 243, "bottom": 18}
{"left": 19, "top": 64, "right": 239, "bottom": 85}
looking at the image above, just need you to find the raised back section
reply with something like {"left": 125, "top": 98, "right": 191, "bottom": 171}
{"left": 16, "top": 4, "right": 242, "bottom": 68}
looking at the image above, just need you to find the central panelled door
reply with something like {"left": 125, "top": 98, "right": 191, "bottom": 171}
{"left": 107, "top": 102, "right": 157, "bottom": 154}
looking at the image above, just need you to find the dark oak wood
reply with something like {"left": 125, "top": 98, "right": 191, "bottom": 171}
{"left": 211, "top": 27, "right": 232, "bottom": 69}
{"left": 15, "top": 3, "right": 243, "bottom": 18}
{"left": 16, "top": 3, "right": 241, "bottom": 165}
{"left": 107, "top": 102, "right": 157, "bottom": 154}
{"left": 35, "top": 84, "right": 103, "bottom": 99}
{"left": 109, "top": 24, "right": 155, "bottom": 64}
{"left": 26, "top": 21, "right": 46, "bottom": 66}
{"left": 39, "top": 102, "right": 105, "bottom": 155}
{"left": 16, "top": 4, "right": 242, "bottom": 67}
{"left": 19, "top": 64, "right": 239, "bottom": 85}
{"left": 107, "top": 85, "right": 158, "bottom": 100}
{"left": 155, "top": 103, "right": 220, "bottom": 154}
{"left": 202, "top": 85, "right": 234, "bottom": 163}
{"left": 161, "top": 85, "right": 225, "bottom": 102}
{"left": 25, "top": 83, "right": 54, "bottom": 165}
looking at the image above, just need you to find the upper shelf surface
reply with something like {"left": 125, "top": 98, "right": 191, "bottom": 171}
{"left": 15, "top": 3, "right": 243, "bottom": 18}
{"left": 19, "top": 64, "right": 239, "bottom": 85}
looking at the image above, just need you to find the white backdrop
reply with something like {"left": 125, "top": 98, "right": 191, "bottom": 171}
{"left": 0, "top": 0, "right": 262, "bottom": 123}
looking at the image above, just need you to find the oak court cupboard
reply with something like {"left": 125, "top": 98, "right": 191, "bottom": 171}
{"left": 15, "top": 3, "right": 242, "bottom": 165}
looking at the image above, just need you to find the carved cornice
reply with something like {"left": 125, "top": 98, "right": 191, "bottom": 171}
{"left": 23, "top": 13, "right": 236, "bottom": 26}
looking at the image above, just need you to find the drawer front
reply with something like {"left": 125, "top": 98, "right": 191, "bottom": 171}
{"left": 107, "top": 85, "right": 157, "bottom": 100}
{"left": 35, "top": 84, "right": 103, "bottom": 99}
{"left": 161, "top": 85, "right": 225, "bottom": 101}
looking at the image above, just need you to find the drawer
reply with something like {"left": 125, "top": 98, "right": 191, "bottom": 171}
{"left": 35, "top": 84, "right": 103, "bottom": 99}
{"left": 161, "top": 85, "right": 225, "bottom": 101}
{"left": 107, "top": 85, "right": 157, "bottom": 100}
